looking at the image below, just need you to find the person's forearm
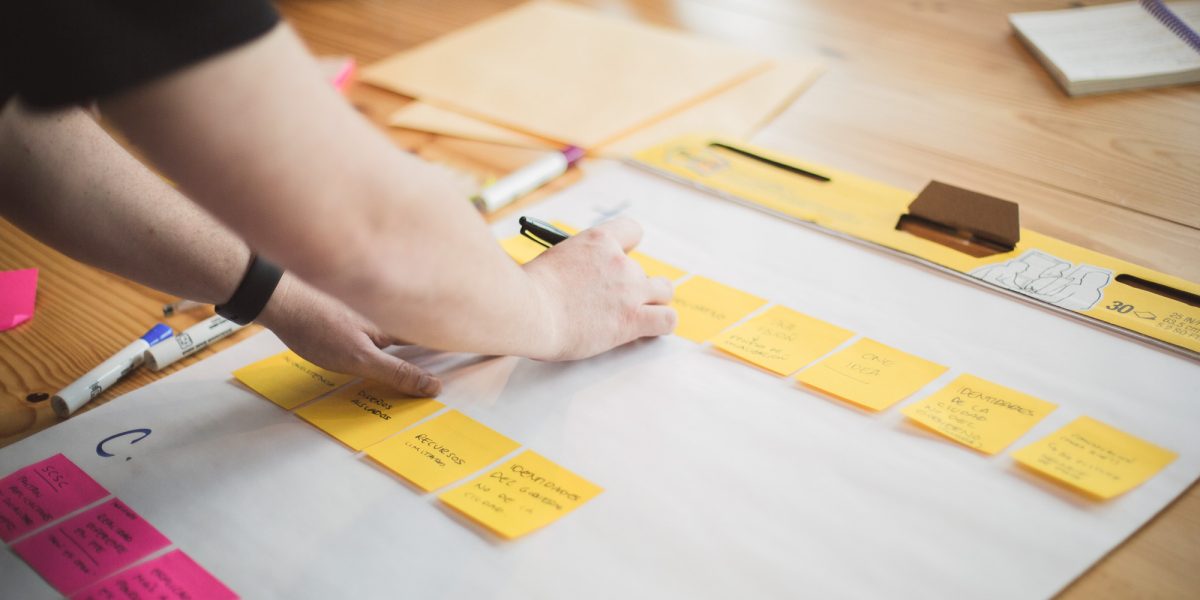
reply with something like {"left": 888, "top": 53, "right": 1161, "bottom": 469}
{"left": 97, "top": 25, "right": 559, "bottom": 358}
{"left": 0, "top": 102, "right": 249, "bottom": 305}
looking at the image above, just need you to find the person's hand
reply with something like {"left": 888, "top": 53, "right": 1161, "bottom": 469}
{"left": 522, "top": 217, "right": 676, "bottom": 361}
{"left": 256, "top": 273, "right": 442, "bottom": 396}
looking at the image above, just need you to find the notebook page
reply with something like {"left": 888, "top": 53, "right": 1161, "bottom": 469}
{"left": 1010, "top": 1, "right": 1200, "bottom": 82}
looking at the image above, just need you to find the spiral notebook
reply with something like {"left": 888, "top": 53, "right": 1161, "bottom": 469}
{"left": 1010, "top": 0, "right": 1200, "bottom": 95}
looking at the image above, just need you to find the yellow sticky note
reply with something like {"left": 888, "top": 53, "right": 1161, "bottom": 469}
{"left": 295, "top": 382, "right": 444, "bottom": 451}
{"left": 439, "top": 450, "right": 603, "bottom": 539}
{"left": 498, "top": 234, "right": 546, "bottom": 265}
{"left": 629, "top": 251, "right": 686, "bottom": 280}
{"left": 713, "top": 305, "right": 853, "bottom": 375}
{"left": 1012, "top": 416, "right": 1178, "bottom": 499}
{"left": 901, "top": 374, "right": 1058, "bottom": 454}
{"left": 233, "top": 350, "right": 354, "bottom": 409}
{"left": 366, "top": 410, "right": 519, "bottom": 491}
{"left": 498, "top": 221, "right": 578, "bottom": 265}
{"left": 796, "top": 338, "right": 946, "bottom": 411}
{"left": 670, "top": 276, "right": 767, "bottom": 342}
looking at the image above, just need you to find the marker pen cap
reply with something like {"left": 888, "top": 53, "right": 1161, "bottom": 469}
{"left": 143, "top": 316, "right": 242, "bottom": 371}
{"left": 52, "top": 324, "right": 174, "bottom": 418}
{"left": 141, "top": 323, "right": 174, "bottom": 345}
{"left": 144, "top": 338, "right": 186, "bottom": 371}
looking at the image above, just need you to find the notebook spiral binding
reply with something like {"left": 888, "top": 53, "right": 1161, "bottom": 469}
{"left": 1140, "top": 0, "right": 1200, "bottom": 53}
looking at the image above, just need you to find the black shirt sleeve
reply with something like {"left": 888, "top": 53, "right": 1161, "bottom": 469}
{"left": 1, "top": 1, "right": 280, "bottom": 109}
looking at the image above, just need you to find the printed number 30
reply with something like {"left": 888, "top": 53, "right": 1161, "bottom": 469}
{"left": 1106, "top": 301, "right": 1134, "bottom": 314}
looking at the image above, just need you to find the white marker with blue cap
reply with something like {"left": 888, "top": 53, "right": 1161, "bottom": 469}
{"left": 52, "top": 323, "right": 174, "bottom": 418}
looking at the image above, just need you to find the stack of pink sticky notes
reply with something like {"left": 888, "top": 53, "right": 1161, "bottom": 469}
{"left": 0, "top": 268, "right": 38, "bottom": 331}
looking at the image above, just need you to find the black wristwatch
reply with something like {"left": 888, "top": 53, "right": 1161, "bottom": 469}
{"left": 215, "top": 254, "right": 283, "bottom": 325}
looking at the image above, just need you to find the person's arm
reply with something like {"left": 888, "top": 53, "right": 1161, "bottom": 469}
{"left": 0, "top": 101, "right": 440, "bottom": 396}
{"left": 98, "top": 24, "right": 674, "bottom": 361}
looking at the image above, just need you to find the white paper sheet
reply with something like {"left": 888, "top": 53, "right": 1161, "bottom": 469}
{"left": 2, "top": 162, "right": 1197, "bottom": 599}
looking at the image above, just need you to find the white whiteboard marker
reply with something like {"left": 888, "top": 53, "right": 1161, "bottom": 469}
{"left": 52, "top": 323, "right": 174, "bottom": 418}
{"left": 144, "top": 315, "right": 244, "bottom": 371}
{"left": 472, "top": 146, "right": 585, "bottom": 213}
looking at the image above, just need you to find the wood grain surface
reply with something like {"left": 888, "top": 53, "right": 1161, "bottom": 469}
{"left": 1, "top": 0, "right": 1197, "bottom": 597}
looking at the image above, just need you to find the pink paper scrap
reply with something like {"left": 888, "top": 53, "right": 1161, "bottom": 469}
{"left": 0, "top": 453, "right": 109, "bottom": 542}
{"left": 71, "top": 549, "right": 238, "bottom": 600}
{"left": 12, "top": 498, "right": 171, "bottom": 595}
{"left": 0, "top": 268, "right": 38, "bottom": 331}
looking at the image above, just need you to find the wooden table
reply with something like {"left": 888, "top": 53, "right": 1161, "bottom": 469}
{"left": 1, "top": 0, "right": 1197, "bottom": 596}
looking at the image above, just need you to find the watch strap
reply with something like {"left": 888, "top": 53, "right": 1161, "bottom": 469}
{"left": 215, "top": 254, "right": 283, "bottom": 325}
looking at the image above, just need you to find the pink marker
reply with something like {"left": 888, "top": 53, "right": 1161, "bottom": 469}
{"left": 328, "top": 57, "right": 357, "bottom": 93}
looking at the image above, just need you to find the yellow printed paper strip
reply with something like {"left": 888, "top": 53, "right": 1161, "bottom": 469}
{"left": 901, "top": 374, "right": 1058, "bottom": 455}
{"left": 796, "top": 338, "right": 946, "bottom": 411}
{"left": 670, "top": 276, "right": 767, "bottom": 342}
{"left": 233, "top": 350, "right": 354, "bottom": 409}
{"left": 713, "top": 305, "right": 853, "bottom": 375}
{"left": 366, "top": 410, "right": 519, "bottom": 492}
{"left": 629, "top": 251, "right": 686, "bottom": 280}
{"left": 295, "top": 382, "right": 444, "bottom": 451}
{"left": 439, "top": 450, "right": 603, "bottom": 539}
{"left": 1012, "top": 416, "right": 1178, "bottom": 499}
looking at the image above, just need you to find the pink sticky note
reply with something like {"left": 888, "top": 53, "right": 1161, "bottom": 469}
{"left": 0, "top": 268, "right": 38, "bottom": 331}
{"left": 70, "top": 549, "right": 238, "bottom": 600}
{"left": 12, "top": 498, "right": 171, "bottom": 595}
{"left": 0, "top": 453, "right": 109, "bottom": 542}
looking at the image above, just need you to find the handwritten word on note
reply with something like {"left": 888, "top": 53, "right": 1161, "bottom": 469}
{"left": 713, "top": 305, "right": 853, "bottom": 376}
{"left": 629, "top": 251, "right": 686, "bottom": 280}
{"left": 12, "top": 498, "right": 170, "bottom": 595}
{"left": 0, "top": 454, "right": 109, "bottom": 543}
{"left": 440, "top": 450, "right": 603, "bottom": 539}
{"left": 901, "top": 374, "right": 1058, "bottom": 454}
{"left": 367, "top": 410, "right": 519, "bottom": 492}
{"left": 70, "top": 549, "right": 236, "bottom": 600}
{"left": 1012, "top": 416, "right": 1178, "bottom": 499}
{"left": 296, "top": 382, "right": 444, "bottom": 451}
{"left": 233, "top": 350, "right": 354, "bottom": 409}
{"left": 796, "top": 338, "right": 947, "bottom": 411}
{"left": 670, "top": 276, "right": 767, "bottom": 343}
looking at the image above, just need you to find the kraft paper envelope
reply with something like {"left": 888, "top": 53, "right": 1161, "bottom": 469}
{"left": 386, "top": 58, "right": 824, "bottom": 156}
{"left": 362, "top": 1, "right": 770, "bottom": 148}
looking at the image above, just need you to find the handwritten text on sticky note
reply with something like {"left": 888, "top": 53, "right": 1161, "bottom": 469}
{"left": 670, "top": 276, "right": 766, "bottom": 343}
{"left": 233, "top": 350, "right": 354, "bottom": 409}
{"left": 12, "top": 498, "right": 171, "bottom": 595}
{"left": 1012, "top": 416, "right": 1177, "bottom": 499}
{"left": 0, "top": 454, "right": 109, "bottom": 543}
{"left": 902, "top": 374, "right": 1058, "bottom": 454}
{"left": 296, "top": 382, "right": 444, "bottom": 451}
{"left": 439, "top": 450, "right": 603, "bottom": 539}
{"left": 713, "top": 305, "right": 853, "bottom": 376}
{"left": 367, "top": 409, "right": 519, "bottom": 491}
{"left": 796, "top": 338, "right": 946, "bottom": 411}
{"left": 70, "top": 549, "right": 236, "bottom": 600}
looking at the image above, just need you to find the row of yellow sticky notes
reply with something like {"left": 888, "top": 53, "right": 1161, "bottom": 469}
{"left": 691, "top": 287, "right": 1178, "bottom": 499}
{"left": 233, "top": 351, "right": 602, "bottom": 538}
{"left": 503, "top": 229, "right": 1179, "bottom": 499}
